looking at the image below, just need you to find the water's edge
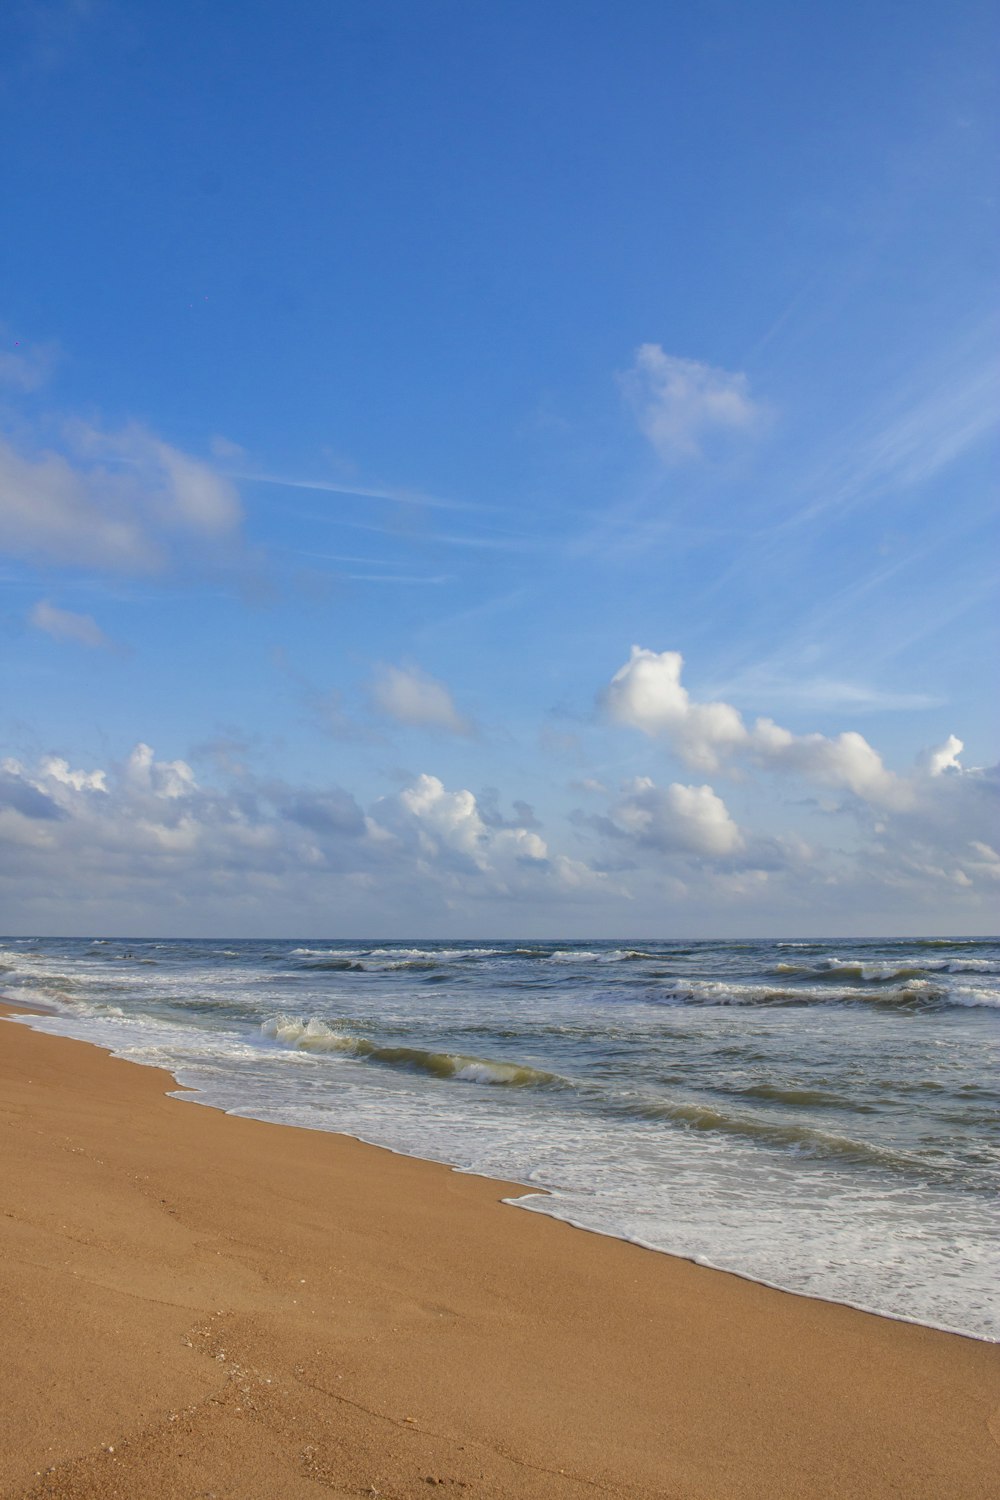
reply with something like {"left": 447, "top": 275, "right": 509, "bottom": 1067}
{"left": 4, "top": 999, "right": 993, "bottom": 1347}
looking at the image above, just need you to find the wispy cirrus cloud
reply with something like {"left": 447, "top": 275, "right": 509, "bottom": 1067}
{"left": 286, "top": 510, "right": 535, "bottom": 554}
{"left": 790, "top": 347, "right": 1000, "bottom": 533}
{"left": 237, "top": 471, "right": 488, "bottom": 514}
{"left": 707, "top": 664, "right": 945, "bottom": 714}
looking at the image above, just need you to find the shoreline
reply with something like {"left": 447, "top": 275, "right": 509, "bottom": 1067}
{"left": 8, "top": 993, "right": 996, "bottom": 1348}
{"left": 2, "top": 999, "right": 998, "bottom": 1498}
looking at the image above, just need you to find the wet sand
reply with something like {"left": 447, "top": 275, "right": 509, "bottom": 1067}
{"left": 1, "top": 999, "right": 998, "bottom": 1499}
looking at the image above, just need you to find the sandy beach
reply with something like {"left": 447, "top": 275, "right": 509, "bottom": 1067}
{"left": 1, "top": 1000, "right": 997, "bottom": 1500}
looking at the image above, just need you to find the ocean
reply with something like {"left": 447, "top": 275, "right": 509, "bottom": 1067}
{"left": 1, "top": 935, "right": 997, "bottom": 1342}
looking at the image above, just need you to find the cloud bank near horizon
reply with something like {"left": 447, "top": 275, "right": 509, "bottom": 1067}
{"left": 1, "top": 645, "right": 995, "bottom": 935}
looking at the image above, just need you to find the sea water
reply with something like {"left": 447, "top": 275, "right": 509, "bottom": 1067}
{"left": 1, "top": 935, "right": 997, "bottom": 1341}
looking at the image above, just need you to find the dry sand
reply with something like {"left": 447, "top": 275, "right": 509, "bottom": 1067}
{"left": 1, "top": 1000, "right": 998, "bottom": 1500}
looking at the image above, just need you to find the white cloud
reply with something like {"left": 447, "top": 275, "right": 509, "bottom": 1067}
{"left": 398, "top": 774, "right": 494, "bottom": 864}
{"left": 596, "top": 643, "right": 1000, "bottom": 918}
{"left": 0, "top": 421, "right": 242, "bottom": 571}
{"left": 621, "top": 344, "right": 765, "bottom": 460}
{"left": 371, "top": 663, "right": 472, "bottom": 735}
{"left": 28, "top": 599, "right": 112, "bottom": 649}
{"left": 611, "top": 777, "right": 744, "bottom": 856}
{"left": 0, "top": 746, "right": 369, "bottom": 900}
{"left": 606, "top": 647, "right": 747, "bottom": 771}
{"left": 123, "top": 742, "right": 197, "bottom": 799}
{"left": 844, "top": 761, "right": 1000, "bottom": 907}
{"left": 72, "top": 421, "right": 242, "bottom": 536}
{"left": 748, "top": 717, "right": 906, "bottom": 808}
{"left": 921, "top": 734, "right": 964, "bottom": 777}
{"left": 378, "top": 773, "right": 607, "bottom": 897}
{"left": 0, "top": 748, "right": 612, "bottom": 928}
{"left": 604, "top": 645, "right": 947, "bottom": 810}
{"left": 34, "top": 756, "right": 107, "bottom": 794}
{"left": 0, "top": 734, "right": 994, "bottom": 933}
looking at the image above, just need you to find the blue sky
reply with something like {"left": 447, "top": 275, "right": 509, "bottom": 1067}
{"left": 1, "top": 0, "right": 997, "bottom": 936}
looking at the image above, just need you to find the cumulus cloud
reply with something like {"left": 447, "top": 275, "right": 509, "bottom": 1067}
{"left": 0, "top": 747, "right": 611, "bottom": 928}
{"left": 921, "top": 733, "right": 964, "bottom": 777}
{"left": 574, "top": 752, "right": 1000, "bottom": 921}
{"left": 620, "top": 344, "right": 765, "bottom": 460}
{"left": 610, "top": 777, "right": 744, "bottom": 856}
{"left": 0, "top": 767, "right": 66, "bottom": 821}
{"left": 122, "top": 742, "right": 197, "bottom": 799}
{"left": 375, "top": 773, "right": 606, "bottom": 898}
{"left": 371, "top": 663, "right": 472, "bottom": 735}
{"left": 836, "top": 758, "right": 1000, "bottom": 911}
{"left": 604, "top": 645, "right": 952, "bottom": 810}
{"left": 0, "top": 746, "right": 369, "bottom": 900}
{"left": 0, "top": 421, "right": 242, "bottom": 571}
{"left": 28, "top": 599, "right": 112, "bottom": 649}
{"left": 606, "top": 647, "right": 747, "bottom": 771}
{"left": 595, "top": 643, "right": 1000, "bottom": 918}
{"left": 0, "top": 732, "right": 994, "bottom": 932}
{"left": 748, "top": 717, "right": 904, "bottom": 806}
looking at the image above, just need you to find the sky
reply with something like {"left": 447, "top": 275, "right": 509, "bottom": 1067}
{"left": 1, "top": 0, "right": 997, "bottom": 938}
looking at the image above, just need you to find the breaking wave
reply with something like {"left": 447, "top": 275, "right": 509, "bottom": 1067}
{"left": 261, "top": 1015, "right": 561, "bottom": 1088}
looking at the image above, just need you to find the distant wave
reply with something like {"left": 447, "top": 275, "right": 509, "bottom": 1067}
{"left": 773, "top": 957, "right": 998, "bottom": 982}
{"left": 293, "top": 958, "right": 366, "bottom": 972}
{"left": 634, "top": 979, "right": 996, "bottom": 1009}
{"left": 775, "top": 960, "right": 924, "bottom": 981}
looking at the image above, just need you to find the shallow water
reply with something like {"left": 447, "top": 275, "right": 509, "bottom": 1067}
{"left": 2, "top": 934, "right": 997, "bottom": 1340}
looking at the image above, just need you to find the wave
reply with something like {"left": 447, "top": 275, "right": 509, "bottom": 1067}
{"left": 623, "top": 1094, "right": 939, "bottom": 1175}
{"left": 774, "top": 960, "right": 927, "bottom": 982}
{"left": 728, "top": 1083, "right": 874, "bottom": 1111}
{"left": 261, "top": 1016, "right": 561, "bottom": 1088}
{"left": 613, "top": 948, "right": 682, "bottom": 963}
{"left": 548, "top": 947, "right": 695, "bottom": 964}
{"left": 257, "top": 1017, "right": 979, "bottom": 1184}
{"left": 905, "top": 938, "right": 993, "bottom": 949}
{"left": 380, "top": 959, "right": 443, "bottom": 972}
{"left": 639, "top": 980, "right": 970, "bottom": 1009}
{"left": 366, "top": 947, "right": 502, "bottom": 961}
{"left": 294, "top": 958, "right": 366, "bottom": 972}
{"left": 773, "top": 957, "right": 998, "bottom": 981}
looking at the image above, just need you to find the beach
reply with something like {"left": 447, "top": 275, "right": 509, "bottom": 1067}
{"left": 2, "top": 1000, "right": 998, "bottom": 1500}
